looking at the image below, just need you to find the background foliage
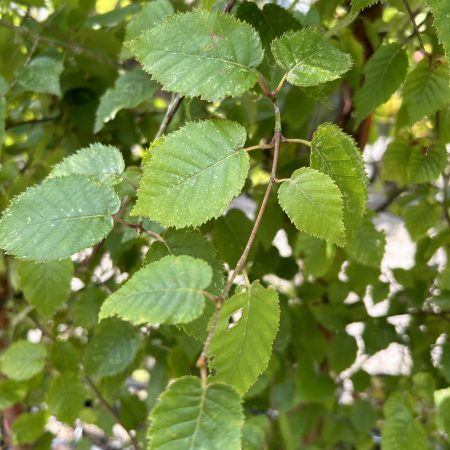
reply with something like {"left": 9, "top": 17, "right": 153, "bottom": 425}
{"left": 0, "top": 0, "right": 450, "bottom": 449}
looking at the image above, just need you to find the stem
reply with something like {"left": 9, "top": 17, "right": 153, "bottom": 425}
{"left": 401, "top": 0, "right": 429, "bottom": 56}
{"left": 281, "top": 137, "right": 311, "bottom": 147}
{"left": 196, "top": 98, "right": 282, "bottom": 381}
{"left": 113, "top": 216, "right": 165, "bottom": 242}
{"left": 243, "top": 143, "right": 274, "bottom": 152}
{"left": 85, "top": 376, "right": 141, "bottom": 449}
{"left": 153, "top": 94, "right": 183, "bottom": 141}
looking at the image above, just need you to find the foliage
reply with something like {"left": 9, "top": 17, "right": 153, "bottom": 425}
{"left": 0, "top": 0, "right": 449, "bottom": 449}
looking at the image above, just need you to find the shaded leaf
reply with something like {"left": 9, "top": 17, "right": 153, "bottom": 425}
{"left": 94, "top": 70, "right": 158, "bottom": 133}
{"left": 354, "top": 43, "right": 408, "bottom": 125}
{"left": 18, "top": 259, "right": 73, "bottom": 318}
{"left": 84, "top": 318, "right": 140, "bottom": 377}
{"left": 427, "top": 0, "right": 450, "bottom": 59}
{"left": 0, "top": 340, "right": 47, "bottom": 381}
{"left": 403, "top": 57, "right": 450, "bottom": 124}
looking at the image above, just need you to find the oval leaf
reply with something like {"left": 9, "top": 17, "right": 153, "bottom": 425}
{"left": 127, "top": 10, "right": 263, "bottom": 101}
{"left": 149, "top": 376, "right": 243, "bottom": 450}
{"left": 0, "top": 340, "right": 47, "bottom": 381}
{"left": 278, "top": 167, "right": 345, "bottom": 246}
{"left": 49, "top": 144, "right": 125, "bottom": 185}
{"left": 271, "top": 29, "right": 352, "bottom": 87}
{"left": 99, "top": 255, "right": 213, "bottom": 325}
{"left": 311, "top": 123, "right": 368, "bottom": 240}
{"left": 208, "top": 281, "right": 280, "bottom": 394}
{"left": 84, "top": 318, "right": 140, "bottom": 377}
{"left": 18, "top": 259, "right": 74, "bottom": 318}
{"left": 133, "top": 120, "right": 249, "bottom": 228}
{"left": 0, "top": 176, "right": 120, "bottom": 261}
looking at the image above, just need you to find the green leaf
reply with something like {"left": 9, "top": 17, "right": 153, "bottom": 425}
{"left": 278, "top": 167, "right": 346, "bottom": 246}
{"left": 403, "top": 202, "right": 441, "bottom": 240}
{"left": 212, "top": 208, "right": 254, "bottom": 267}
{"left": 0, "top": 96, "right": 5, "bottom": 154}
{"left": 49, "top": 144, "right": 125, "bottom": 185}
{"left": 18, "top": 259, "right": 73, "bottom": 318}
{"left": 208, "top": 281, "right": 280, "bottom": 394}
{"left": 0, "top": 379, "right": 27, "bottom": 409}
{"left": 145, "top": 229, "right": 225, "bottom": 341}
{"left": 128, "top": 10, "right": 263, "bottom": 101}
{"left": 351, "top": 0, "right": 384, "bottom": 12}
{"left": 435, "top": 388, "right": 450, "bottom": 436}
{"left": 17, "top": 54, "right": 64, "bottom": 96}
{"left": 354, "top": 44, "right": 408, "bottom": 125}
{"left": 311, "top": 123, "right": 368, "bottom": 240}
{"left": 133, "top": 120, "right": 249, "bottom": 227}
{"left": 123, "top": 0, "right": 174, "bottom": 57}
{"left": 84, "top": 318, "right": 140, "bottom": 377}
{"left": 145, "top": 229, "right": 224, "bottom": 295}
{"left": 99, "top": 255, "right": 213, "bottom": 325}
{"left": 148, "top": 376, "right": 243, "bottom": 450}
{"left": 49, "top": 340, "right": 79, "bottom": 374}
{"left": 0, "top": 176, "right": 120, "bottom": 261}
{"left": 383, "top": 138, "right": 447, "bottom": 184}
{"left": 72, "top": 287, "right": 105, "bottom": 329}
{"left": 427, "top": 0, "right": 450, "bottom": 59}
{"left": 47, "top": 372, "right": 86, "bottom": 424}
{"left": 403, "top": 57, "right": 450, "bottom": 124}
{"left": 346, "top": 213, "right": 386, "bottom": 268}
{"left": 382, "top": 393, "right": 427, "bottom": 450}
{"left": 271, "top": 29, "right": 353, "bottom": 87}
{"left": 0, "top": 340, "right": 47, "bottom": 380}
{"left": 94, "top": 70, "right": 158, "bottom": 133}
{"left": 295, "top": 234, "right": 336, "bottom": 278}
{"left": 327, "top": 332, "right": 358, "bottom": 373}
{"left": 12, "top": 410, "right": 48, "bottom": 445}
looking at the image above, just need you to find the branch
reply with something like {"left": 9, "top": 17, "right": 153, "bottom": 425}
{"left": 113, "top": 216, "right": 165, "bottom": 242}
{"left": 85, "top": 376, "right": 141, "bottom": 449}
{"left": 196, "top": 98, "right": 282, "bottom": 380}
{"left": 401, "top": 0, "right": 429, "bottom": 56}
{"left": 5, "top": 114, "right": 61, "bottom": 130}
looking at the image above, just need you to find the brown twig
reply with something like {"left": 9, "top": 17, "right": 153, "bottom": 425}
{"left": 401, "top": 0, "right": 429, "bottom": 56}
{"left": 196, "top": 97, "right": 282, "bottom": 381}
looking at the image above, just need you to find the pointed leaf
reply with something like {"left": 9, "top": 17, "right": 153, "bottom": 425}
{"left": 311, "top": 123, "right": 368, "bottom": 240}
{"left": 354, "top": 44, "right": 408, "bottom": 125}
{"left": 0, "top": 176, "right": 120, "bottom": 261}
{"left": 383, "top": 138, "right": 447, "bottom": 184}
{"left": 99, "top": 255, "right": 212, "bottom": 325}
{"left": 94, "top": 70, "right": 158, "bottom": 133}
{"left": 49, "top": 144, "right": 125, "bottom": 185}
{"left": 346, "top": 213, "right": 386, "bottom": 268}
{"left": 0, "top": 340, "right": 47, "bottom": 381}
{"left": 271, "top": 29, "right": 353, "bottom": 87}
{"left": 351, "top": 0, "right": 384, "bottom": 12}
{"left": 427, "top": 0, "right": 450, "bottom": 59}
{"left": 382, "top": 393, "right": 428, "bottom": 450}
{"left": 278, "top": 167, "right": 345, "bottom": 246}
{"left": 148, "top": 376, "right": 243, "bottom": 450}
{"left": 123, "top": 0, "right": 174, "bottom": 57}
{"left": 84, "top": 318, "right": 140, "bottom": 377}
{"left": 18, "top": 259, "right": 74, "bottom": 318}
{"left": 47, "top": 373, "right": 86, "bottom": 424}
{"left": 403, "top": 57, "right": 450, "bottom": 124}
{"left": 208, "top": 281, "right": 280, "bottom": 394}
{"left": 17, "top": 54, "right": 64, "bottom": 96}
{"left": 128, "top": 10, "right": 263, "bottom": 101}
{"left": 133, "top": 120, "right": 249, "bottom": 227}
